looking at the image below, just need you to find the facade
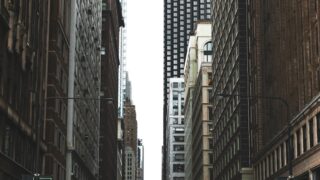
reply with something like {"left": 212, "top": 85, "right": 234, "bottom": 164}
{"left": 166, "top": 78, "right": 185, "bottom": 180}
{"left": 163, "top": 1, "right": 211, "bottom": 178}
{"left": 44, "top": 0, "right": 71, "bottom": 179}
{"left": 0, "top": 0, "right": 50, "bottom": 179}
{"left": 248, "top": 1, "right": 320, "bottom": 179}
{"left": 210, "top": 0, "right": 252, "bottom": 179}
{"left": 100, "top": 0, "right": 124, "bottom": 180}
{"left": 64, "top": 0, "right": 103, "bottom": 180}
{"left": 184, "top": 21, "right": 213, "bottom": 180}
{"left": 124, "top": 99, "right": 138, "bottom": 180}
{"left": 137, "top": 139, "right": 144, "bottom": 180}
{"left": 118, "top": 0, "right": 128, "bottom": 118}
{"left": 117, "top": 118, "right": 125, "bottom": 180}
{"left": 184, "top": 35, "right": 196, "bottom": 180}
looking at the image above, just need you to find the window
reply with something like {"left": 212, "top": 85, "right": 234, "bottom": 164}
{"left": 173, "top": 177, "right": 184, "bottom": 180}
{"left": 296, "top": 130, "right": 301, "bottom": 156}
{"left": 317, "top": 113, "right": 320, "bottom": 143}
{"left": 174, "top": 153, "right": 184, "bottom": 161}
{"left": 309, "top": 119, "right": 314, "bottom": 147}
{"left": 174, "top": 136, "right": 184, "bottom": 142}
{"left": 174, "top": 127, "right": 184, "bottom": 134}
{"left": 303, "top": 125, "right": 307, "bottom": 152}
{"left": 203, "top": 41, "right": 213, "bottom": 62}
{"left": 173, "top": 164, "right": 184, "bottom": 172}
{"left": 173, "top": 145, "right": 184, "bottom": 151}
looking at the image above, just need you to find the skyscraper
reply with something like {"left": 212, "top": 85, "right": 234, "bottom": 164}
{"left": 184, "top": 21, "right": 213, "bottom": 180}
{"left": 210, "top": 0, "right": 251, "bottom": 179}
{"left": 165, "top": 78, "right": 185, "bottom": 180}
{"left": 163, "top": 1, "right": 211, "bottom": 178}
{"left": 137, "top": 139, "right": 145, "bottom": 180}
{"left": 100, "top": 0, "right": 124, "bottom": 180}
{"left": 124, "top": 99, "right": 138, "bottom": 180}
{"left": 248, "top": 1, "right": 320, "bottom": 179}
{"left": 118, "top": 0, "right": 128, "bottom": 118}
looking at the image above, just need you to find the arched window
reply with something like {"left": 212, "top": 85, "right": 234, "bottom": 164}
{"left": 203, "top": 41, "right": 213, "bottom": 62}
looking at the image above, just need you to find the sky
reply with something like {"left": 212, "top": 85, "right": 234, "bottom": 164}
{"left": 126, "top": 1, "right": 164, "bottom": 180}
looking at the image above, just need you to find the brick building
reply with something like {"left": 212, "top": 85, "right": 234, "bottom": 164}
{"left": 248, "top": 0, "right": 320, "bottom": 179}
{"left": 0, "top": 0, "right": 50, "bottom": 179}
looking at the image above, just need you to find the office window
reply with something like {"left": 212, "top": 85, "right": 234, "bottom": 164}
{"left": 173, "top": 145, "right": 184, "bottom": 151}
{"left": 309, "top": 119, "right": 314, "bottom": 147}
{"left": 317, "top": 113, "right": 320, "bottom": 143}
{"left": 174, "top": 136, "right": 184, "bottom": 142}
{"left": 303, "top": 125, "right": 307, "bottom": 152}
{"left": 174, "top": 153, "right": 184, "bottom": 161}
{"left": 173, "top": 164, "right": 184, "bottom": 172}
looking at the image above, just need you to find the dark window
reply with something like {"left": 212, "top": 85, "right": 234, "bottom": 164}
{"left": 173, "top": 177, "right": 184, "bottom": 180}
{"left": 209, "top": 153, "right": 213, "bottom": 164}
{"left": 296, "top": 130, "right": 301, "bottom": 156}
{"left": 317, "top": 113, "right": 320, "bottom": 143}
{"left": 173, "top": 164, "right": 184, "bottom": 172}
{"left": 174, "top": 136, "right": 184, "bottom": 142}
{"left": 173, "top": 145, "right": 184, "bottom": 151}
{"left": 309, "top": 120, "right": 314, "bottom": 147}
{"left": 303, "top": 125, "right": 307, "bottom": 152}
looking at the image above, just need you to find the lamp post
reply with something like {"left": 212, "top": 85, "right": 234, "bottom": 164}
{"left": 34, "top": 96, "right": 113, "bottom": 179}
{"left": 213, "top": 93, "right": 293, "bottom": 179}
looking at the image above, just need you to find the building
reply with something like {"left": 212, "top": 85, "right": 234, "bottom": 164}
{"left": 118, "top": 0, "right": 128, "bottom": 118}
{"left": 44, "top": 0, "right": 72, "bottom": 179}
{"left": 165, "top": 78, "right": 185, "bottom": 180}
{"left": 184, "top": 21, "right": 213, "bottom": 180}
{"left": 184, "top": 34, "right": 197, "bottom": 180}
{"left": 163, "top": 1, "right": 211, "bottom": 178}
{"left": 100, "top": 0, "right": 124, "bottom": 180}
{"left": 62, "top": 0, "right": 103, "bottom": 180}
{"left": 124, "top": 99, "right": 138, "bottom": 180}
{"left": 117, "top": 117, "right": 125, "bottom": 180}
{"left": 210, "top": 0, "right": 252, "bottom": 179}
{"left": 248, "top": 1, "right": 320, "bottom": 179}
{"left": 0, "top": 0, "right": 50, "bottom": 179}
{"left": 137, "top": 139, "right": 144, "bottom": 180}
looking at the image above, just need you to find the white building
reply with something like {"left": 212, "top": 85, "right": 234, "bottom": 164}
{"left": 166, "top": 78, "right": 185, "bottom": 180}
{"left": 183, "top": 21, "right": 213, "bottom": 180}
{"left": 125, "top": 147, "right": 136, "bottom": 180}
{"left": 118, "top": 0, "right": 128, "bottom": 118}
{"left": 66, "top": 0, "right": 102, "bottom": 180}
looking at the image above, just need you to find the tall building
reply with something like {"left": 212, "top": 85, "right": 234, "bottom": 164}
{"left": 184, "top": 21, "right": 213, "bottom": 180}
{"left": 137, "top": 139, "right": 144, "bottom": 180}
{"left": 44, "top": 0, "right": 72, "bottom": 179}
{"left": 163, "top": 1, "right": 211, "bottom": 178}
{"left": 0, "top": 0, "right": 50, "bottom": 179}
{"left": 210, "top": 0, "right": 252, "bottom": 179}
{"left": 62, "top": 0, "right": 103, "bottom": 180}
{"left": 118, "top": 0, "right": 128, "bottom": 118}
{"left": 124, "top": 99, "right": 138, "bottom": 180}
{"left": 184, "top": 34, "right": 197, "bottom": 180}
{"left": 165, "top": 78, "right": 185, "bottom": 180}
{"left": 248, "top": 1, "right": 320, "bottom": 179}
{"left": 100, "top": 0, "right": 124, "bottom": 180}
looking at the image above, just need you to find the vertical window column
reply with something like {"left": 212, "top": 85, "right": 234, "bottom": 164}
{"left": 294, "top": 131, "right": 298, "bottom": 158}
{"left": 317, "top": 113, "right": 320, "bottom": 144}
{"left": 283, "top": 142, "right": 287, "bottom": 166}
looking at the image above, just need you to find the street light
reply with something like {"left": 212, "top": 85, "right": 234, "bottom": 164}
{"left": 34, "top": 96, "right": 113, "bottom": 179}
{"left": 213, "top": 93, "right": 293, "bottom": 179}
